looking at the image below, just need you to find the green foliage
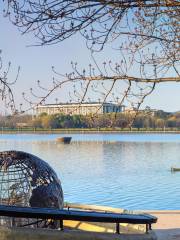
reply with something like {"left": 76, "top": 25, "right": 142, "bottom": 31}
{"left": 1, "top": 110, "right": 180, "bottom": 130}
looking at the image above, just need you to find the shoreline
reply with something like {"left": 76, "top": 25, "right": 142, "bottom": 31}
{"left": 1, "top": 128, "right": 180, "bottom": 134}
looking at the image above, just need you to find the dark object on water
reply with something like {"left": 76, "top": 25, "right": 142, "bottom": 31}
{"left": 57, "top": 137, "right": 72, "bottom": 144}
{"left": 171, "top": 167, "right": 180, "bottom": 172}
{"left": 0, "top": 150, "right": 64, "bottom": 228}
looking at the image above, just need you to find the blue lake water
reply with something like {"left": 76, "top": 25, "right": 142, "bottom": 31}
{"left": 0, "top": 133, "right": 180, "bottom": 210}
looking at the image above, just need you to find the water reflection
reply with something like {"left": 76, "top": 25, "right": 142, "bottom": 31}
{"left": 0, "top": 134, "right": 180, "bottom": 210}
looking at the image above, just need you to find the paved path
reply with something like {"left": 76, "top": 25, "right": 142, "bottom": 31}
{"left": 148, "top": 211, "right": 180, "bottom": 240}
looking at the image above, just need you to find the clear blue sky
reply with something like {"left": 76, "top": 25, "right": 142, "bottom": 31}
{"left": 1, "top": 13, "right": 180, "bottom": 113}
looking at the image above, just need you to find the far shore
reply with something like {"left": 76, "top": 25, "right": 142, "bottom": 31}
{"left": 1, "top": 127, "right": 180, "bottom": 134}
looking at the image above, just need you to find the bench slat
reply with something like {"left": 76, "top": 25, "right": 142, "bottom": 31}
{"left": 0, "top": 205, "right": 157, "bottom": 225}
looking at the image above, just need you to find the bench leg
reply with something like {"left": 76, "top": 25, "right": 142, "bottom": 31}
{"left": 60, "top": 219, "right": 63, "bottom": 231}
{"left": 146, "top": 224, "right": 150, "bottom": 234}
{"left": 116, "top": 223, "right": 120, "bottom": 234}
{"left": 149, "top": 224, "right": 152, "bottom": 230}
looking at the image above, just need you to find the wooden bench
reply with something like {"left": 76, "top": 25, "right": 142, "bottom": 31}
{"left": 0, "top": 204, "right": 157, "bottom": 234}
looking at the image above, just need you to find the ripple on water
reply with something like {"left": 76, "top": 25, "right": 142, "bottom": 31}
{"left": 1, "top": 133, "right": 180, "bottom": 209}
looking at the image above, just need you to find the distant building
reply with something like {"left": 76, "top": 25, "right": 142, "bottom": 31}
{"left": 124, "top": 107, "right": 137, "bottom": 114}
{"left": 35, "top": 102, "right": 125, "bottom": 116}
{"left": 124, "top": 107, "right": 158, "bottom": 116}
{"left": 16, "top": 123, "right": 29, "bottom": 128}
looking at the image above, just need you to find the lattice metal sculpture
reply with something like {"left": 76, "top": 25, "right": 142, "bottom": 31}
{"left": 0, "top": 150, "right": 64, "bottom": 228}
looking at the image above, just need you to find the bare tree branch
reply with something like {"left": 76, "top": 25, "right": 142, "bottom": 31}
{"left": 0, "top": 51, "right": 19, "bottom": 113}
{"left": 2, "top": 0, "right": 179, "bottom": 126}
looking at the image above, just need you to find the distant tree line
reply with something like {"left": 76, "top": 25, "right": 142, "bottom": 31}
{"left": 1, "top": 111, "right": 180, "bottom": 130}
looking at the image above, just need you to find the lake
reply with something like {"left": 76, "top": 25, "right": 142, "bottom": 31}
{"left": 0, "top": 133, "right": 180, "bottom": 210}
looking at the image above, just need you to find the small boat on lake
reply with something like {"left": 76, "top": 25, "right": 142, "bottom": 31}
{"left": 171, "top": 167, "right": 180, "bottom": 172}
{"left": 57, "top": 137, "right": 72, "bottom": 144}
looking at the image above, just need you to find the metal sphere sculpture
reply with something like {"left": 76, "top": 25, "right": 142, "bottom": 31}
{"left": 0, "top": 150, "right": 64, "bottom": 228}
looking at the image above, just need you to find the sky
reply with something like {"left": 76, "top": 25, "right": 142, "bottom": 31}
{"left": 1, "top": 12, "right": 180, "bottom": 113}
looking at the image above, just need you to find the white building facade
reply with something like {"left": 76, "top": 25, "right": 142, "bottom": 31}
{"left": 35, "top": 102, "right": 125, "bottom": 116}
